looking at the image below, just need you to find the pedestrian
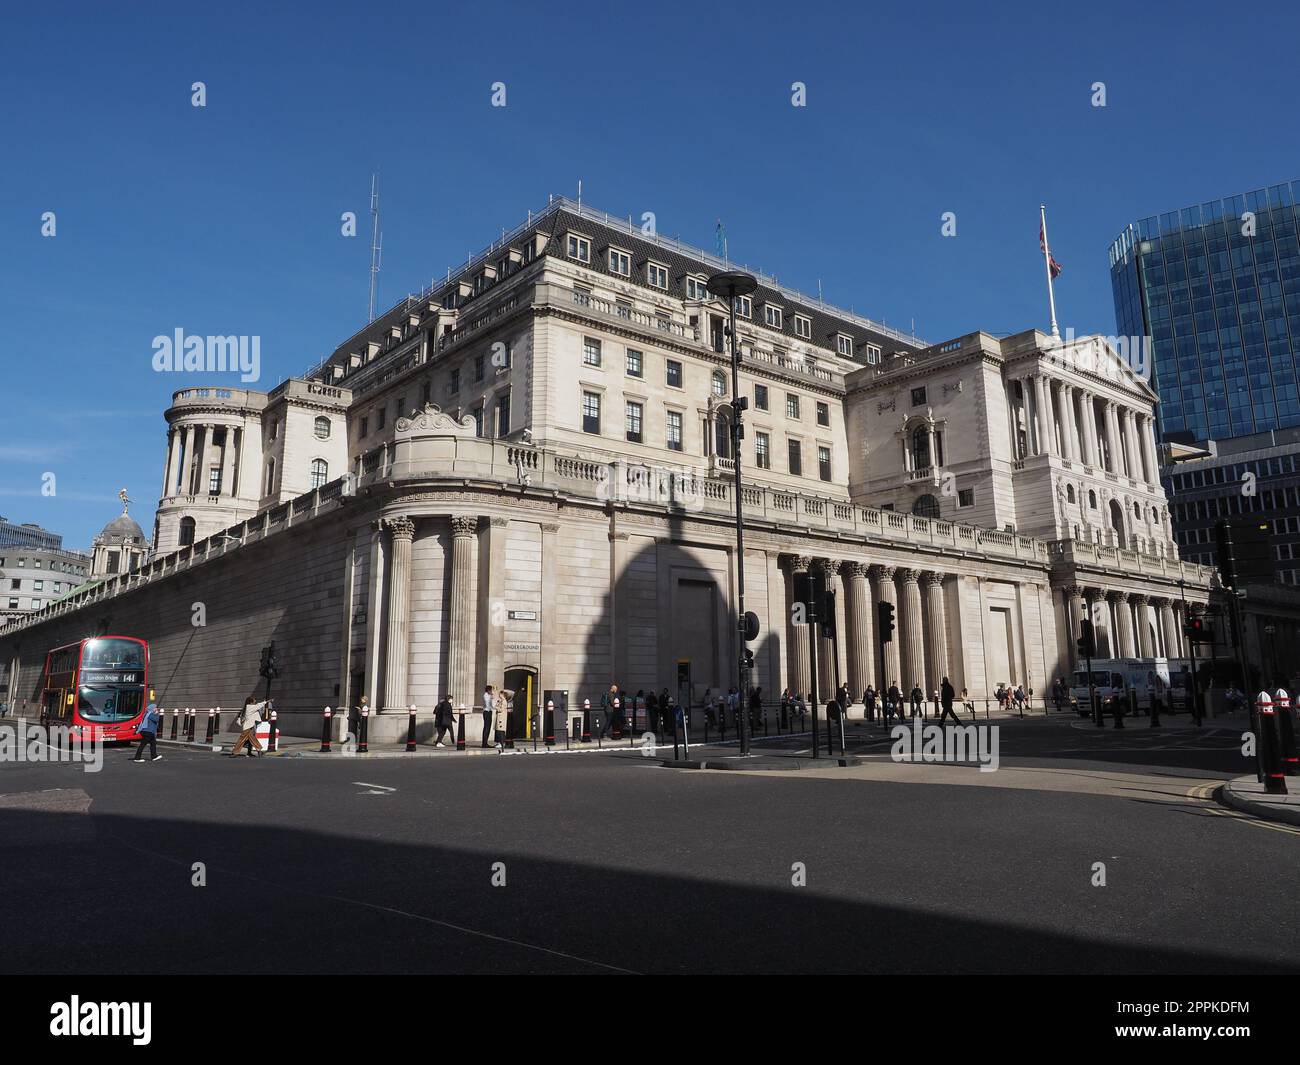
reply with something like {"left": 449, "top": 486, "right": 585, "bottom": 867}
{"left": 795, "top": 691, "right": 807, "bottom": 726}
{"left": 1015, "top": 684, "right": 1027, "bottom": 712}
{"left": 633, "top": 689, "right": 646, "bottom": 733}
{"left": 1052, "top": 676, "right": 1064, "bottom": 712}
{"left": 961, "top": 687, "right": 974, "bottom": 717}
{"left": 886, "top": 681, "right": 903, "bottom": 724}
{"left": 599, "top": 683, "right": 623, "bottom": 738}
{"left": 826, "top": 692, "right": 842, "bottom": 751}
{"left": 909, "top": 684, "right": 923, "bottom": 718}
{"left": 230, "top": 696, "right": 264, "bottom": 758}
{"left": 938, "top": 676, "right": 960, "bottom": 726}
{"left": 493, "top": 688, "right": 509, "bottom": 751}
{"left": 351, "top": 694, "right": 370, "bottom": 740}
{"left": 645, "top": 688, "right": 658, "bottom": 735}
{"left": 1112, "top": 682, "right": 1126, "bottom": 729}
{"left": 433, "top": 695, "right": 455, "bottom": 747}
{"left": 132, "top": 701, "right": 163, "bottom": 762}
{"left": 779, "top": 688, "right": 791, "bottom": 729}
{"left": 658, "top": 687, "right": 671, "bottom": 734}
{"left": 864, "top": 685, "right": 877, "bottom": 722}
{"left": 749, "top": 686, "right": 763, "bottom": 731}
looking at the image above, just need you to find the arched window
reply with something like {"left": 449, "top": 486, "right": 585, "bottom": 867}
{"left": 714, "top": 411, "right": 731, "bottom": 459}
{"left": 179, "top": 517, "right": 196, "bottom": 547}
{"left": 912, "top": 494, "right": 940, "bottom": 519}
{"left": 910, "top": 425, "right": 931, "bottom": 470}
{"left": 1152, "top": 507, "right": 1160, "bottom": 525}
{"left": 1088, "top": 490, "right": 1097, "bottom": 509}
{"left": 314, "top": 416, "right": 331, "bottom": 440}
{"left": 310, "top": 459, "right": 328, "bottom": 489}
{"left": 1109, "top": 499, "right": 1126, "bottom": 548}
{"left": 265, "top": 459, "right": 276, "bottom": 496}
{"left": 711, "top": 370, "right": 727, "bottom": 397}
{"left": 1066, "top": 484, "right": 1076, "bottom": 503}
{"left": 1133, "top": 501, "right": 1141, "bottom": 519}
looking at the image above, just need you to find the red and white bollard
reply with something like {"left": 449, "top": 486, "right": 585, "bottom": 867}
{"left": 320, "top": 706, "right": 333, "bottom": 753}
{"left": 581, "top": 698, "right": 592, "bottom": 743}
{"left": 1255, "top": 691, "right": 1288, "bottom": 795}
{"left": 1275, "top": 687, "right": 1297, "bottom": 778}
{"left": 204, "top": 707, "right": 215, "bottom": 744}
{"left": 267, "top": 709, "right": 278, "bottom": 752}
{"left": 544, "top": 700, "right": 555, "bottom": 747}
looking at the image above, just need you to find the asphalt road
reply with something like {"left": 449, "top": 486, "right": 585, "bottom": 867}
{"left": 1, "top": 712, "right": 1295, "bottom": 974}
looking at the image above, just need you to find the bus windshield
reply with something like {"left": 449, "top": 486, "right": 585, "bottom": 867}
{"left": 82, "top": 638, "right": 145, "bottom": 669}
{"left": 78, "top": 686, "right": 143, "bottom": 722}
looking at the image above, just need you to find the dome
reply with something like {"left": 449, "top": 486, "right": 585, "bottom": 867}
{"left": 99, "top": 512, "right": 145, "bottom": 544}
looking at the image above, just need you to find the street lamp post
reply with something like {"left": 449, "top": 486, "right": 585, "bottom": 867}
{"left": 708, "top": 270, "right": 759, "bottom": 757}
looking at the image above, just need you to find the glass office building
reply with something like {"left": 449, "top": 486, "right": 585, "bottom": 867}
{"left": 1109, "top": 180, "right": 1300, "bottom": 442}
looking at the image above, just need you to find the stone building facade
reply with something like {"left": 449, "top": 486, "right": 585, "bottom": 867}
{"left": 0, "top": 197, "right": 1217, "bottom": 738}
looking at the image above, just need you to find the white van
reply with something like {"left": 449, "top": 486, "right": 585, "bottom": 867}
{"left": 1069, "top": 658, "right": 1172, "bottom": 716}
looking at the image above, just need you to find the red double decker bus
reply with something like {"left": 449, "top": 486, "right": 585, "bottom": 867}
{"left": 41, "top": 636, "right": 152, "bottom": 744}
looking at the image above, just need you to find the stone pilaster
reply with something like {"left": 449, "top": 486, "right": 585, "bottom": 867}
{"left": 923, "top": 571, "right": 949, "bottom": 694}
{"left": 447, "top": 515, "right": 478, "bottom": 709}
{"left": 382, "top": 515, "right": 415, "bottom": 712}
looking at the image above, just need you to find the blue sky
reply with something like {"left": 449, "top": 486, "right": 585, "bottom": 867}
{"left": 2, "top": 0, "right": 1298, "bottom": 550}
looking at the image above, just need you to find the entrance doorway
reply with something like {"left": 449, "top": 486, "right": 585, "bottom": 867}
{"left": 503, "top": 666, "right": 537, "bottom": 740}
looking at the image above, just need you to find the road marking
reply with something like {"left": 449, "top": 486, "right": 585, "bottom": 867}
{"left": 1184, "top": 783, "right": 1300, "bottom": 837}
{"left": 352, "top": 782, "right": 395, "bottom": 791}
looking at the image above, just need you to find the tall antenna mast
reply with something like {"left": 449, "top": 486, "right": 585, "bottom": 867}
{"left": 368, "top": 172, "right": 383, "bottom": 323}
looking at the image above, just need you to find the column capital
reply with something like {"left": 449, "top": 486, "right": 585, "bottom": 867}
{"left": 868, "top": 564, "right": 895, "bottom": 583}
{"left": 383, "top": 515, "right": 416, "bottom": 541}
{"left": 845, "top": 560, "right": 871, "bottom": 580}
{"left": 896, "top": 567, "right": 922, "bottom": 585}
{"left": 783, "top": 554, "right": 813, "bottom": 573}
{"left": 1129, "top": 593, "right": 1148, "bottom": 606}
{"left": 1148, "top": 595, "right": 1170, "bottom": 607}
{"left": 814, "top": 557, "right": 841, "bottom": 577}
{"left": 1105, "top": 589, "right": 1127, "bottom": 604}
{"left": 1063, "top": 583, "right": 1085, "bottom": 599}
{"left": 923, "top": 570, "right": 946, "bottom": 587}
{"left": 451, "top": 515, "right": 479, "bottom": 539}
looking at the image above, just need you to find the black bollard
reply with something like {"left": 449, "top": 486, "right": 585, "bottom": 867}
{"left": 1256, "top": 695, "right": 1288, "bottom": 795}
{"left": 214, "top": 706, "right": 222, "bottom": 736}
{"left": 506, "top": 708, "right": 515, "bottom": 749}
{"left": 187, "top": 708, "right": 196, "bottom": 742}
{"left": 581, "top": 700, "right": 591, "bottom": 743}
{"left": 204, "top": 708, "right": 215, "bottom": 744}
{"left": 320, "top": 707, "right": 333, "bottom": 753}
{"left": 358, "top": 706, "right": 369, "bottom": 753}
{"left": 455, "top": 707, "right": 466, "bottom": 751}
{"left": 544, "top": 701, "right": 555, "bottom": 747}
{"left": 1275, "top": 691, "right": 1298, "bottom": 777}
{"left": 405, "top": 705, "right": 418, "bottom": 752}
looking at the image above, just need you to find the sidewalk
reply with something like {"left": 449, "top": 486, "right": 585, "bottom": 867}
{"left": 1221, "top": 774, "right": 1300, "bottom": 827}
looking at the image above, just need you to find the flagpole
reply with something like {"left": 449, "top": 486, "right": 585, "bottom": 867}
{"left": 1040, "top": 204, "right": 1060, "bottom": 340}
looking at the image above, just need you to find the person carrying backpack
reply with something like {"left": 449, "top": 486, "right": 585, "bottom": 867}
{"left": 132, "top": 702, "right": 163, "bottom": 762}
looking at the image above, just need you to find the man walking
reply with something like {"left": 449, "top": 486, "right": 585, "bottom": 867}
{"left": 599, "top": 683, "right": 623, "bottom": 739}
{"left": 433, "top": 694, "right": 455, "bottom": 747}
{"left": 938, "top": 676, "right": 960, "bottom": 726}
{"left": 230, "top": 696, "right": 265, "bottom": 758}
{"left": 132, "top": 702, "right": 163, "bottom": 762}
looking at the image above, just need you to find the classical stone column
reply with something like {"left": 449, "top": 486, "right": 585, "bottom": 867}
{"left": 382, "top": 516, "right": 415, "bottom": 712}
{"left": 1104, "top": 403, "right": 1121, "bottom": 474}
{"left": 870, "top": 565, "right": 901, "bottom": 688}
{"left": 1131, "top": 594, "right": 1153, "bottom": 657}
{"left": 844, "top": 561, "right": 873, "bottom": 697}
{"left": 897, "top": 568, "right": 926, "bottom": 693}
{"left": 1032, "top": 375, "right": 1050, "bottom": 455}
{"left": 1126, "top": 410, "right": 1144, "bottom": 481}
{"left": 1142, "top": 415, "right": 1161, "bottom": 486}
{"left": 447, "top": 515, "right": 478, "bottom": 709}
{"left": 1159, "top": 600, "right": 1179, "bottom": 659}
{"left": 1082, "top": 393, "right": 1099, "bottom": 466}
{"left": 162, "top": 428, "right": 178, "bottom": 497}
{"left": 813, "top": 558, "right": 840, "bottom": 697}
{"left": 923, "top": 571, "right": 949, "bottom": 694}
{"left": 784, "top": 555, "right": 813, "bottom": 697}
{"left": 1109, "top": 591, "right": 1135, "bottom": 657}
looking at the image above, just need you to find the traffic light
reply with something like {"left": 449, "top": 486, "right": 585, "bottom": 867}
{"left": 1184, "top": 616, "right": 1208, "bottom": 644}
{"left": 742, "top": 648, "right": 754, "bottom": 670}
{"left": 1076, "top": 619, "right": 1096, "bottom": 659}
{"left": 259, "top": 643, "right": 279, "bottom": 679}
{"left": 821, "top": 591, "right": 836, "bottom": 639}
{"left": 877, "top": 601, "right": 895, "bottom": 643}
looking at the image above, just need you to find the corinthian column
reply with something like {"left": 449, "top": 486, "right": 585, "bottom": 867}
{"left": 448, "top": 516, "right": 478, "bottom": 708}
{"left": 815, "top": 558, "right": 840, "bottom": 697}
{"left": 923, "top": 571, "right": 949, "bottom": 694}
{"left": 844, "top": 561, "right": 873, "bottom": 696}
{"left": 1109, "top": 591, "right": 1135, "bottom": 658}
{"left": 1132, "top": 594, "right": 1153, "bottom": 657}
{"left": 897, "top": 568, "right": 926, "bottom": 694}
{"left": 1157, "top": 599, "right": 1179, "bottom": 660}
{"left": 870, "top": 565, "right": 900, "bottom": 688}
{"left": 382, "top": 516, "right": 416, "bottom": 712}
{"left": 784, "top": 555, "right": 812, "bottom": 697}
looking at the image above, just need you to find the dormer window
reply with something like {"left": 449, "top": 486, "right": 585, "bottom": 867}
{"left": 686, "top": 276, "right": 710, "bottom": 301}
{"left": 836, "top": 333, "right": 853, "bottom": 356}
{"left": 647, "top": 262, "right": 669, "bottom": 290}
{"left": 566, "top": 234, "right": 591, "bottom": 263}
{"left": 765, "top": 304, "right": 784, "bottom": 329}
{"left": 864, "top": 344, "right": 881, "bottom": 365}
{"left": 793, "top": 314, "right": 811, "bottom": 339}
{"left": 608, "top": 248, "right": 631, "bottom": 276}
{"left": 735, "top": 295, "right": 752, "bottom": 319}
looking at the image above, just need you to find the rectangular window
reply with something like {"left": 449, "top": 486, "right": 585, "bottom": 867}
{"left": 754, "top": 384, "right": 768, "bottom": 410}
{"left": 647, "top": 262, "right": 669, "bottom": 289}
{"left": 794, "top": 314, "right": 811, "bottom": 338}
{"left": 608, "top": 248, "right": 631, "bottom": 276}
{"left": 735, "top": 295, "right": 752, "bottom": 318}
{"left": 33, "top": 580, "right": 42, "bottom": 591}
{"left": 666, "top": 360, "right": 682, "bottom": 388}
{"left": 755, "top": 432, "right": 770, "bottom": 469}
{"left": 474, "top": 354, "right": 485, "bottom": 382}
{"left": 566, "top": 234, "right": 591, "bottom": 263}
{"left": 836, "top": 334, "right": 853, "bottom": 356}
{"left": 765, "top": 305, "right": 783, "bottom": 329}
{"left": 958, "top": 488, "right": 975, "bottom": 507}
{"left": 686, "top": 276, "right": 709, "bottom": 300}
{"left": 666, "top": 410, "right": 683, "bottom": 451}
{"left": 450, "top": 368, "right": 461, "bottom": 393}
{"left": 818, "top": 446, "right": 832, "bottom": 482}
{"left": 816, "top": 401, "right": 829, "bottom": 427}
{"left": 864, "top": 344, "right": 881, "bottom": 364}
{"left": 911, "top": 386, "right": 927, "bottom": 406}
{"left": 788, "top": 439, "right": 803, "bottom": 476}
{"left": 360, "top": 416, "right": 369, "bottom": 438}
{"left": 786, "top": 393, "right": 800, "bottom": 419}
{"left": 473, "top": 406, "right": 484, "bottom": 438}
{"left": 497, "top": 394, "right": 511, "bottom": 437}
{"left": 582, "top": 391, "right": 601, "bottom": 434}
{"left": 626, "top": 349, "right": 643, "bottom": 377}
{"left": 208, "top": 466, "right": 221, "bottom": 494}
{"left": 421, "top": 381, "right": 431, "bottom": 405}
{"left": 583, "top": 337, "right": 602, "bottom": 367}
{"left": 625, "top": 401, "right": 643, "bottom": 443}
{"left": 377, "top": 408, "right": 386, "bottom": 430}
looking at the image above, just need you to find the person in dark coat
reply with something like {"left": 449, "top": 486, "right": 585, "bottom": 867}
{"left": 886, "top": 682, "right": 903, "bottom": 724}
{"left": 863, "top": 685, "right": 877, "bottom": 721}
{"left": 938, "top": 677, "right": 960, "bottom": 725}
{"left": 433, "top": 695, "right": 456, "bottom": 747}
{"left": 909, "top": 684, "right": 924, "bottom": 718}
